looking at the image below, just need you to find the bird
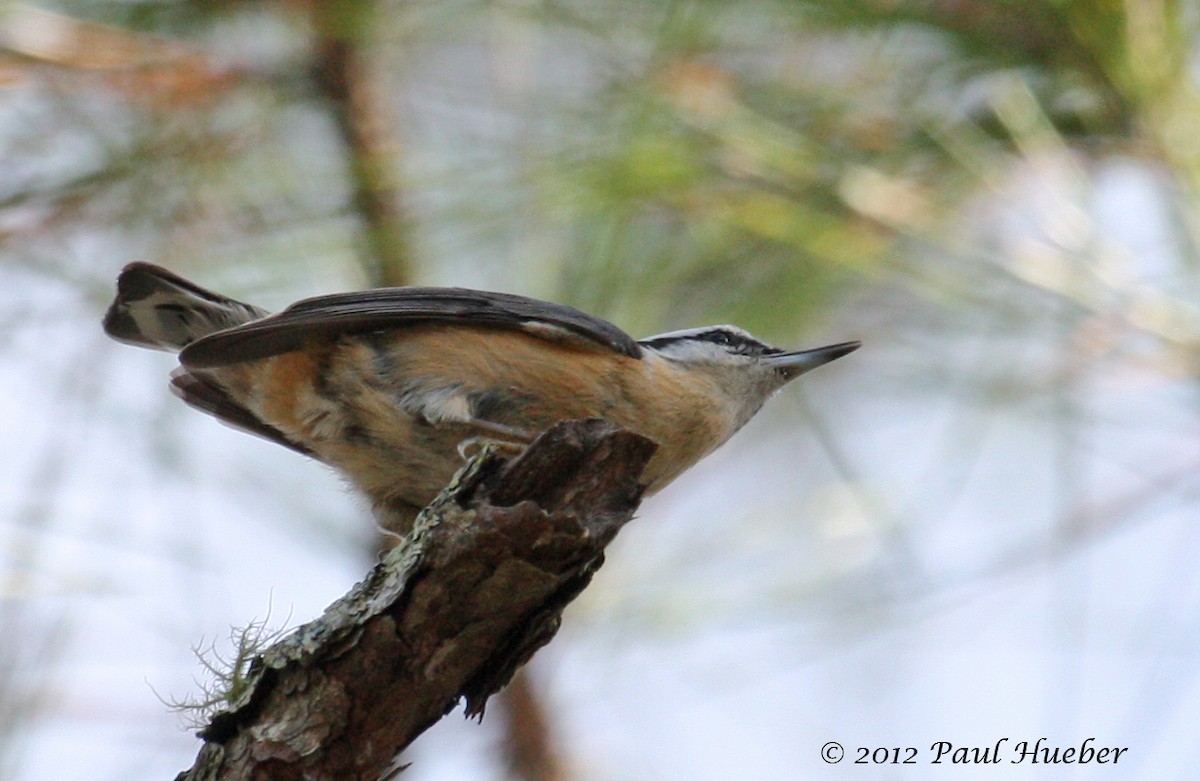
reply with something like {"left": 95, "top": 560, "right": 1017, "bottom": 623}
{"left": 104, "top": 262, "right": 859, "bottom": 535}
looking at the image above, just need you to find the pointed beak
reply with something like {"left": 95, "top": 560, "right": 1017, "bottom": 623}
{"left": 768, "top": 340, "right": 861, "bottom": 381}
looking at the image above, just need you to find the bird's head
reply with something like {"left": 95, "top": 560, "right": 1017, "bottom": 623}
{"left": 640, "top": 325, "right": 860, "bottom": 429}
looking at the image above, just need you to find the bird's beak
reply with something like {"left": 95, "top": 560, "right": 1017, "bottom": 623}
{"left": 769, "top": 341, "right": 861, "bottom": 380}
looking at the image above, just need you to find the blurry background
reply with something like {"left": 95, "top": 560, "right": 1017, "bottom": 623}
{"left": 2, "top": 1, "right": 1199, "bottom": 779}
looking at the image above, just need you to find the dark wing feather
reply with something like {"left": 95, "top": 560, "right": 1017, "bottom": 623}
{"left": 179, "top": 287, "right": 641, "bottom": 368}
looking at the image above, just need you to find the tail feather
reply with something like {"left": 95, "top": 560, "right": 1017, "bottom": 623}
{"left": 103, "top": 262, "right": 268, "bottom": 352}
{"left": 170, "top": 369, "right": 313, "bottom": 456}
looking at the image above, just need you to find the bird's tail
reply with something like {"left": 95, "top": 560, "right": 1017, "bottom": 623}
{"left": 103, "top": 262, "right": 268, "bottom": 352}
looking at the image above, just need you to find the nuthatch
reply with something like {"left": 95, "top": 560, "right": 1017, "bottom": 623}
{"left": 104, "top": 263, "right": 859, "bottom": 534}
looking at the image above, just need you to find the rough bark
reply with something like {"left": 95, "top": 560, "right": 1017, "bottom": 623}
{"left": 174, "top": 419, "right": 657, "bottom": 781}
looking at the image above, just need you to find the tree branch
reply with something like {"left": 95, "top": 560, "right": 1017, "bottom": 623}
{"left": 500, "top": 669, "right": 567, "bottom": 781}
{"left": 173, "top": 419, "right": 657, "bottom": 781}
{"left": 311, "top": 1, "right": 415, "bottom": 288}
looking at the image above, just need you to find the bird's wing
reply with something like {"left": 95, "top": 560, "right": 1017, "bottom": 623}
{"left": 179, "top": 287, "right": 642, "bottom": 368}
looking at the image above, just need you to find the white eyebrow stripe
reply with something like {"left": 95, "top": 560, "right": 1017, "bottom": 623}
{"left": 640, "top": 325, "right": 745, "bottom": 343}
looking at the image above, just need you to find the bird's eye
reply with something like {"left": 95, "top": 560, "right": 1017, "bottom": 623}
{"left": 710, "top": 331, "right": 733, "bottom": 346}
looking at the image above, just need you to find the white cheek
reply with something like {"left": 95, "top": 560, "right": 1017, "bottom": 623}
{"left": 656, "top": 341, "right": 725, "bottom": 363}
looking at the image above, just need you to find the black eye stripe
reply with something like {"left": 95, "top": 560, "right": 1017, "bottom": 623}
{"left": 643, "top": 328, "right": 782, "bottom": 356}
{"left": 696, "top": 330, "right": 777, "bottom": 353}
